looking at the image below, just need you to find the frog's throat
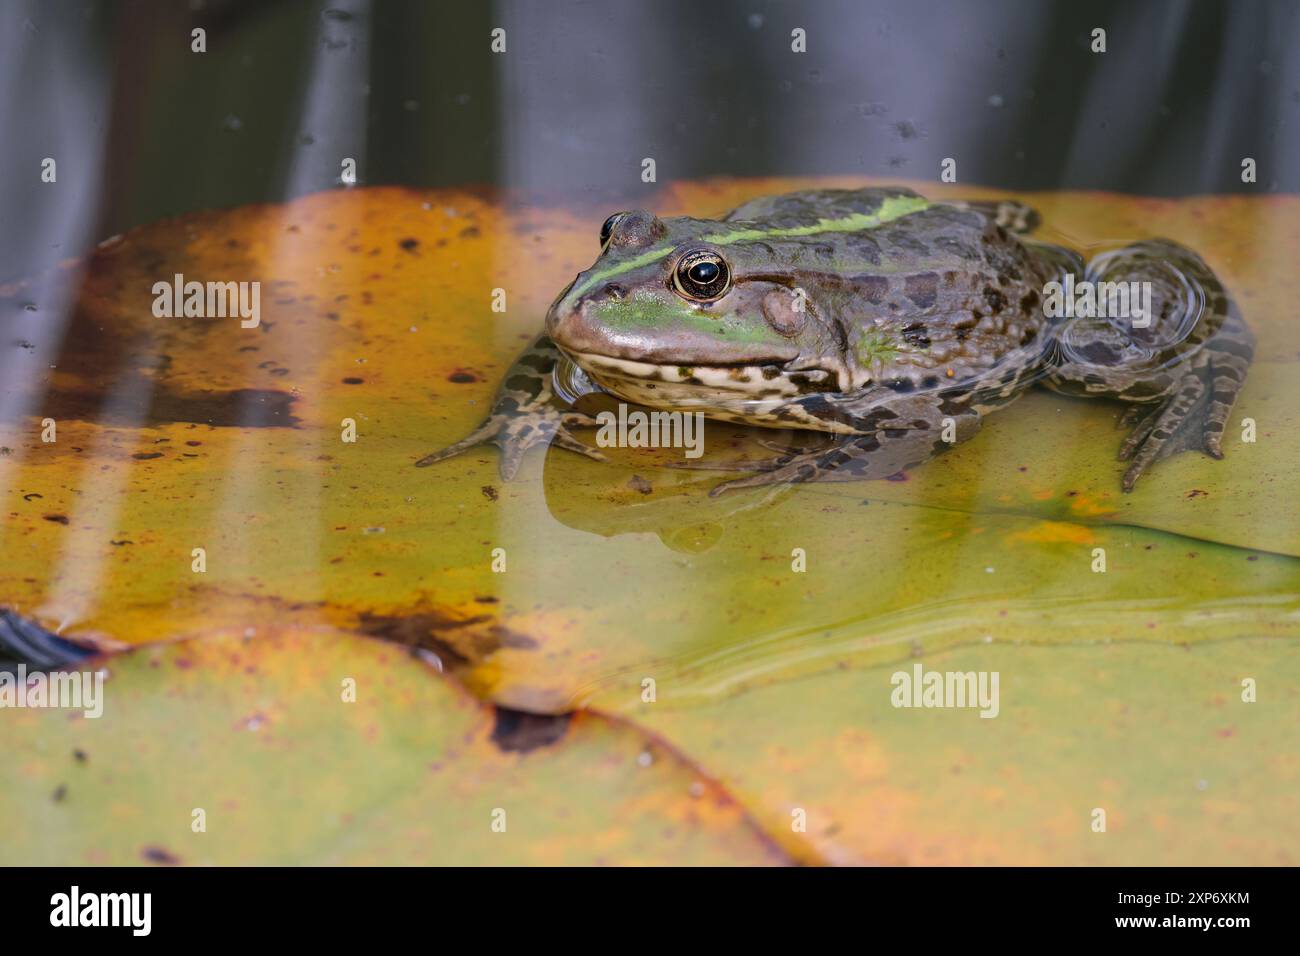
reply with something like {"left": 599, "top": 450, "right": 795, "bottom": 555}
{"left": 569, "top": 195, "right": 931, "bottom": 300}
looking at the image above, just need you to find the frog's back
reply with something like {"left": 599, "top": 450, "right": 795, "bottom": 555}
{"left": 721, "top": 187, "right": 1055, "bottom": 389}
{"left": 723, "top": 185, "right": 927, "bottom": 226}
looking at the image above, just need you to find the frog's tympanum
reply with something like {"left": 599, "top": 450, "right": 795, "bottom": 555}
{"left": 419, "top": 187, "right": 1253, "bottom": 495}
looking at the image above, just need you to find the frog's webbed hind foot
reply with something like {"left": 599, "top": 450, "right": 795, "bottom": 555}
{"left": 1116, "top": 346, "right": 1250, "bottom": 491}
{"left": 415, "top": 335, "right": 605, "bottom": 480}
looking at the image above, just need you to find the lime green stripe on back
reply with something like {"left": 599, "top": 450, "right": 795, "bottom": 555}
{"left": 570, "top": 195, "right": 930, "bottom": 298}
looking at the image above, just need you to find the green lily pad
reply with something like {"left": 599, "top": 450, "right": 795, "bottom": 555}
{"left": 630, "top": 636, "right": 1300, "bottom": 865}
{"left": 0, "top": 628, "right": 786, "bottom": 865}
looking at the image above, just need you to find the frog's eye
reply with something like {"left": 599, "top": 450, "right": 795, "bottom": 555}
{"left": 672, "top": 250, "right": 731, "bottom": 301}
{"left": 599, "top": 214, "right": 624, "bottom": 250}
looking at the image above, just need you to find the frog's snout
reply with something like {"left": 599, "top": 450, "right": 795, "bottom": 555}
{"left": 545, "top": 280, "right": 631, "bottom": 356}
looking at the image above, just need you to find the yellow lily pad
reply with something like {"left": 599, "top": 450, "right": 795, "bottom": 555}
{"left": 0, "top": 180, "right": 1295, "bottom": 864}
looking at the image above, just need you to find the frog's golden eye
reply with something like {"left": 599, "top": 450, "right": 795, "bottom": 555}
{"left": 672, "top": 250, "right": 731, "bottom": 301}
{"left": 599, "top": 213, "right": 624, "bottom": 250}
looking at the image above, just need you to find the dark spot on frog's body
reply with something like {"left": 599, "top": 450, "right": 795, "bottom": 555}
{"left": 481, "top": 485, "right": 498, "bottom": 501}
{"left": 983, "top": 287, "right": 1006, "bottom": 312}
{"left": 342, "top": 377, "right": 363, "bottom": 385}
{"left": 847, "top": 236, "right": 882, "bottom": 265}
{"left": 760, "top": 365, "right": 783, "bottom": 380}
{"left": 459, "top": 226, "right": 480, "bottom": 239}
{"left": 903, "top": 273, "right": 939, "bottom": 309}
{"left": 132, "top": 452, "right": 164, "bottom": 460}
{"left": 1076, "top": 343, "right": 1121, "bottom": 365}
{"left": 855, "top": 275, "right": 889, "bottom": 304}
{"left": 886, "top": 378, "right": 915, "bottom": 393}
{"left": 901, "top": 322, "right": 931, "bottom": 347}
{"left": 1020, "top": 290, "right": 1040, "bottom": 312}
{"left": 399, "top": 237, "right": 420, "bottom": 252}
{"left": 448, "top": 370, "right": 479, "bottom": 383}
{"left": 517, "top": 353, "right": 551, "bottom": 372}
{"left": 43, "top": 513, "right": 69, "bottom": 524}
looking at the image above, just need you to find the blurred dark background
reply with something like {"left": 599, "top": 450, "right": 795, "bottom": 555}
{"left": 2, "top": 0, "right": 1297, "bottom": 283}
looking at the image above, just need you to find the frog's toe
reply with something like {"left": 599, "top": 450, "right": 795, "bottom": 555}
{"left": 560, "top": 411, "right": 603, "bottom": 429}
{"left": 1116, "top": 405, "right": 1147, "bottom": 430}
{"left": 415, "top": 418, "right": 506, "bottom": 468}
{"left": 1117, "top": 349, "right": 1247, "bottom": 490}
{"left": 418, "top": 408, "right": 604, "bottom": 480}
{"left": 549, "top": 425, "right": 607, "bottom": 462}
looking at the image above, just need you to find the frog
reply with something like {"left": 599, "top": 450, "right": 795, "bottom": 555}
{"left": 418, "top": 186, "right": 1253, "bottom": 496}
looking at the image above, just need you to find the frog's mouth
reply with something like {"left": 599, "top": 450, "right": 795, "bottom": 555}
{"left": 559, "top": 348, "right": 841, "bottom": 409}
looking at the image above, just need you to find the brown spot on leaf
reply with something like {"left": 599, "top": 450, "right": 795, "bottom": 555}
{"left": 357, "top": 608, "right": 487, "bottom": 668}
{"left": 141, "top": 845, "right": 181, "bottom": 865}
{"left": 490, "top": 707, "right": 571, "bottom": 753}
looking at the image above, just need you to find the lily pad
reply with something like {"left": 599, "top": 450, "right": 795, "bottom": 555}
{"left": 628, "top": 636, "right": 1300, "bottom": 865}
{"left": 0, "top": 179, "right": 1295, "bottom": 864}
{"left": 0, "top": 628, "right": 786, "bottom": 865}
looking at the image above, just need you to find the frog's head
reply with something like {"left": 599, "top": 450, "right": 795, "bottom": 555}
{"left": 545, "top": 210, "right": 849, "bottom": 410}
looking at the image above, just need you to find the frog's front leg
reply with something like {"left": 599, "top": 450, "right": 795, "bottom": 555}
{"left": 688, "top": 392, "right": 985, "bottom": 497}
{"left": 1042, "top": 239, "right": 1254, "bottom": 491}
{"left": 415, "top": 335, "right": 605, "bottom": 480}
